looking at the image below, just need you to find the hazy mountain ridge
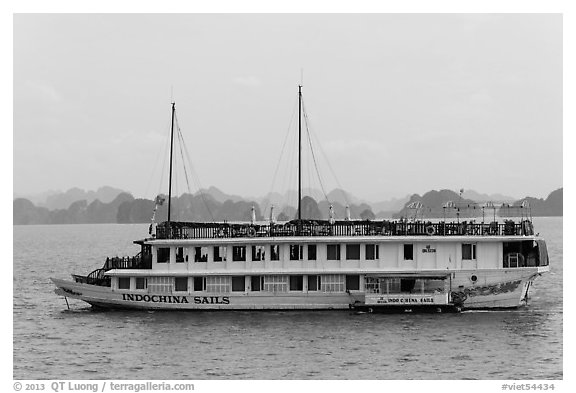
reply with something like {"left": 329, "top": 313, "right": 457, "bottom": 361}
{"left": 393, "top": 188, "right": 563, "bottom": 219}
{"left": 14, "top": 186, "right": 129, "bottom": 210}
{"left": 13, "top": 186, "right": 562, "bottom": 225}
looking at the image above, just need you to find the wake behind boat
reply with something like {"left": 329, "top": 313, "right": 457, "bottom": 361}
{"left": 51, "top": 87, "right": 550, "bottom": 311}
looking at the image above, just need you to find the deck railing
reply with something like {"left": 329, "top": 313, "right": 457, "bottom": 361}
{"left": 155, "top": 219, "right": 535, "bottom": 240}
{"left": 102, "top": 254, "right": 152, "bottom": 270}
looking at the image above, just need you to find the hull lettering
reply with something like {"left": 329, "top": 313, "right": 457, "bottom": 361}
{"left": 122, "top": 293, "right": 189, "bottom": 304}
{"left": 194, "top": 296, "right": 230, "bottom": 305}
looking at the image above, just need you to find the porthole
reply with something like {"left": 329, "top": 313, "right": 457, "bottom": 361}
{"left": 470, "top": 275, "right": 478, "bottom": 283}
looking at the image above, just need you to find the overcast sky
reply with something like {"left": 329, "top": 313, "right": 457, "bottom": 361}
{"left": 13, "top": 13, "right": 562, "bottom": 202}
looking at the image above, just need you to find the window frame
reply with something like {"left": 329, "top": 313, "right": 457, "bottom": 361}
{"left": 232, "top": 245, "right": 247, "bottom": 262}
{"left": 307, "top": 244, "right": 317, "bottom": 260}
{"left": 346, "top": 244, "right": 361, "bottom": 260}
{"left": 462, "top": 243, "right": 477, "bottom": 260}
{"left": 118, "top": 277, "right": 131, "bottom": 290}
{"left": 231, "top": 276, "right": 245, "bottom": 292}
{"left": 327, "top": 244, "right": 341, "bottom": 260}
{"left": 174, "top": 277, "right": 188, "bottom": 292}
{"left": 365, "top": 244, "right": 379, "bottom": 260}
{"left": 270, "top": 245, "right": 280, "bottom": 261}
{"left": 289, "top": 275, "right": 304, "bottom": 291}
{"left": 403, "top": 244, "right": 414, "bottom": 261}
{"left": 157, "top": 247, "right": 170, "bottom": 263}
{"left": 252, "top": 245, "right": 266, "bottom": 261}
{"left": 289, "top": 244, "right": 303, "bottom": 261}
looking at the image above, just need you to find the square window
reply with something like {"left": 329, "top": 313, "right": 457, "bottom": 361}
{"left": 174, "top": 277, "right": 188, "bottom": 292}
{"left": 251, "top": 276, "right": 262, "bottom": 292}
{"left": 327, "top": 244, "right": 341, "bottom": 260}
{"left": 462, "top": 244, "right": 476, "bottom": 260}
{"left": 157, "top": 247, "right": 170, "bottom": 263}
{"left": 346, "top": 244, "right": 360, "bottom": 260}
{"left": 194, "top": 247, "right": 208, "bottom": 262}
{"left": 290, "top": 276, "right": 303, "bottom": 291}
{"left": 233, "top": 246, "right": 246, "bottom": 261}
{"left": 135, "top": 277, "right": 147, "bottom": 290}
{"left": 289, "top": 245, "right": 303, "bottom": 260}
{"left": 308, "top": 245, "right": 317, "bottom": 260}
{"left": 366, "top": 244, "right": 379, "bottom": 260}
{"left": 193, "top": 277, "right": 205, "bottom": 291}
{"left": 308, "top": 275, "right": 320, "bottom": 291}
{"left": 118, "top": 277, "right": 131, "bottom": 290}
{"left": 232, "top": 276, "right": 245, "bottom": 292}
{"left": 346, "top": 275, "right": 360, "bottom": 291}
{"left": 404, "top": 244, "right": 413, "bottom": 260}
{"left": 252, "top": 245, "right": 266, "bottom": 261}
{"left": 214, "top": 246, "right": 227, "bottom": 262}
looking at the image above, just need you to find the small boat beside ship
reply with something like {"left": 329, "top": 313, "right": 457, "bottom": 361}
{"left": 51, "top": 86, "right": 550, "bottom": 311}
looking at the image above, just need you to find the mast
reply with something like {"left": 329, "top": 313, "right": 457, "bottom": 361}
{"left": 167, "top": 102, "right": 176, "bottom": 235}
{"left": 298, "top": 85, "right": 302, "bottom": 223}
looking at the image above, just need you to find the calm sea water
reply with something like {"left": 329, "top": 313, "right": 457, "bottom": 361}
{"left": 13, "top": 218, "right": 563, "bottom": 380}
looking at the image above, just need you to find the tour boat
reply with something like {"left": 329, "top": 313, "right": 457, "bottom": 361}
{"left": 51, "top": 87, "right": 550, "bottom": 311}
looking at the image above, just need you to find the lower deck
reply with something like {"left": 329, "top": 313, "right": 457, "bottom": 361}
{"left": 53, "top": 265, "right": 548, "bottom": 310}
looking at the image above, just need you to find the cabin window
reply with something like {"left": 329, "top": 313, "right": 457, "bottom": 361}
{"left": 262, "top": 275, "right": 288, "bottom": 292}
{"left": 346, "top": 275, "right": 360, "bottom": 291}
{"left": 503, "top": 240, "right": 542, "bottom": 268}
{"left": 206, "top": 276, "right": 231, "bottom": 293}
{"left": 148, "top": 276, "right": 173, "bottom": 293}
{"left": 400, "top": 279, "right": 416, "bottom": 293}
{"left": 251, "top": 276, "right": 262, "bottom": 291}
{"left": 403, "top": 244, "right": 414, "bottom": 260}
{"left": 270, "top": 245, "right": 280, "bottom": 261}
{"left": 308, "top": 245, "right": 317, "bottom": 260}
{"left": 214, "top": 246, "right": 227, "bottom": 262}
{"left": 231, "top": 276, "right": 245, "bottom": 292}
{"left": 176, "top": 247, "right": 185, "bottom": 263}
{"left": 462, "top": 244, "right": 477, "bottom": 260}
{"left": 346, "top": 244, "right": 360, "bottom": 260}
{"left": 232, "top": 246, "right": 246, "bottom": 261}
{"left": 289, "top": 276, "right": 304, "bottom": 291}
{"left": 327, "top": 244, "right": 341, "bottom": 260}
{"left": 365, "top": 244, "right": 379, "bottom": 260}
{"left": 321, "top": 274, "right": 345, "bottom": 292}
{"left": 157, "top": 247, "right": 170, "bottom": 263}
{"left": 308, "top": 275, "right": 321, "bottom": 291}
{"left": 118, "top": 277, "right": 131, "bottom": 290}
{"left": 174, "top": 277, "right": 188, "bottom": 292}
{"left": 194, "top": 247, "right": 208, "bottom": 262}
{"left": 135, "top": 277, "right": 147, "bottom": 290}
{"left": 290, "top": 245, "right": 303, "bottom": 260}
{"left": 365, "top": 277, "right": 379, "bottom": 293}
{"left": 252, "top": 245, "right": 266, "bottom": 261}
{"left": 193, "top": 277, "right": 206, "bottom": 291}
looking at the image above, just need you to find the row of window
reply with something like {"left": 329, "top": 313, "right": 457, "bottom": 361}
{"left": 157, "top": 244, "right": 381, "bottom": 263}
{"left": 117, "top": 274, "right": 361, "bottom": 293}
{"left": 158, "top": 243, "right": 477, "bottom": 263}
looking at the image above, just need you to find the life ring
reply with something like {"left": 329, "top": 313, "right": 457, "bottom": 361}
{"left": 425, "top": 225, "right": 436, "bottom": 236}
{"left": 247, "top": 227, "right": 257, "bottom": 237}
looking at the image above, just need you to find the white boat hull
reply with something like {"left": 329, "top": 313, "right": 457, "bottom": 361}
{"left": 52, "top": 268, "right": 546, "bottom": 311}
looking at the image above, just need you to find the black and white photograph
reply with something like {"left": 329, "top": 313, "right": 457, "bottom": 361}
{"left": 10, "top": 5, "right": 566, "bottom": 387}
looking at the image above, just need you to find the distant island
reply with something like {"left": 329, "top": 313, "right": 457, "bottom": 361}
{"left": 13, "top": 186, "right": 562, "bottom": 225}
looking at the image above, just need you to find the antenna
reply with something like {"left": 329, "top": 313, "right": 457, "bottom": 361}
{"left": 300, "top": 69, "right": 304, "bottom": 87}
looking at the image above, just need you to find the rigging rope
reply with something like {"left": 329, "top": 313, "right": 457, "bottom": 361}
{"left": 261, "top": 97, "right": 299, "bottom": 218}
{"left": 302, "top": 97, "right": 330, "bottom": 204}
{"left": 303, "top": 97, "right": 351, "bottom": 211}
{"left": 174, "top": 113, "right": 215, "bottom": 222}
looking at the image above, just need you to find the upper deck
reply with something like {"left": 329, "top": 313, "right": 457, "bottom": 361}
{"left": 155, "top": 219, "right": 535, "bottom": 240}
